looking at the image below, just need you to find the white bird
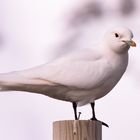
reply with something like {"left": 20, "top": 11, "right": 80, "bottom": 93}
{"left": 0, "top": 27, "right": 136, "bottom": 126}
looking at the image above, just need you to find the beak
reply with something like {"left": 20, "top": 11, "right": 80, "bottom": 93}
{"left": 125, "top": 40, "right": 136, "bottom": 47}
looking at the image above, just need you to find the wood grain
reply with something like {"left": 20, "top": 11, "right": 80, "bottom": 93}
{"left": 53, "top": 120, "right": 102, "bottom": 140}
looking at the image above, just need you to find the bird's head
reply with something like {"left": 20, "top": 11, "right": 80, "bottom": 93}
{"left": 103, "top": 27, "right": 136, "bottom": 54}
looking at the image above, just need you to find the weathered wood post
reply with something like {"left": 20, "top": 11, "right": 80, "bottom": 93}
{"left": 53, "top": 120, "right": 102, "bottom": 140}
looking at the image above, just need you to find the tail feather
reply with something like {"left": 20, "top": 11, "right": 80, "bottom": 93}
{"left": 0, "top": 72, "right": 72, "bottom": 103}
{"left": 0, "top": 71, "right": 57, "bottom": 92}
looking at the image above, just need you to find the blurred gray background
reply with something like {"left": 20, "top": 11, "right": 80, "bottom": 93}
{"left": 0, "top": 0, "right": 140, "bottom": 139}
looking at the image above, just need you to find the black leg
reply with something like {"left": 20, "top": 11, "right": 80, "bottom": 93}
{"left": 72, "top": 102, "right": 78, "bottom": 120}
{"left": 90, "top": 102, "right": 97, "bottom": 120}
{"left": 90, "top": 102, "right": 109, "bottom": 127}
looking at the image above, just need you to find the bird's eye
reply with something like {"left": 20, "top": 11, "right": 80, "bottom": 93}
{"left": 115, "top": 33, "right": 119, "bottom": 38}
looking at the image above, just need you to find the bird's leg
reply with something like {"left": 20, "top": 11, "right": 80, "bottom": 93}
{"left": 90, "top": 102, "right": 109, "bottom": 127}
{"left": 73, "top": 102, "right": 78, "bottom": 120}
{"left": 90, "top": 102, "right": 97, "bottom": 120}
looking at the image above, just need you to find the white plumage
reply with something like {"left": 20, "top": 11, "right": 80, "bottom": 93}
{"left": 0, "top": 27, "right": 136, "bottom": 107}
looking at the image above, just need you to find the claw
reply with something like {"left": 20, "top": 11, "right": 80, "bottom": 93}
{"left": 90, "top": 118, "right": 109, "bottom": 128}
{"left": 101, "top": 122, "right": 109, "bottom": 127}
{"left": 78, "top": 112, "right": 82, "bottom": 120}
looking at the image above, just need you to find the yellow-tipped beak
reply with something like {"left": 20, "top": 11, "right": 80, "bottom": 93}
{"left": 126, "top": 40, "right": 136, "bottom": 47}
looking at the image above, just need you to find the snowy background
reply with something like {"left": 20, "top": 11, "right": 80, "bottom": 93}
{"left": 0, "top": 0, "right": 140, "bottom": 140}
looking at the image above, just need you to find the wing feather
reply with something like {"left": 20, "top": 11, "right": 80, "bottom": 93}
{"left": 17, "top": 49, "right": 112, "bottom": 89}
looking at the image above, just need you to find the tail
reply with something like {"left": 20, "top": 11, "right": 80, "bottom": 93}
{"left": 0, "top": 72, "right": 74, "bottom": 103}
{"left": 0, "top": 71, "right": 56, "bottom": 93}
{"left": 0, "top": 72, "right": 20, "bottom": 91}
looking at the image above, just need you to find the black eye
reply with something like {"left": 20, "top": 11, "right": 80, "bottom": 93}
{"left": 115, "top": 33, "right": 119, "bottom": 38}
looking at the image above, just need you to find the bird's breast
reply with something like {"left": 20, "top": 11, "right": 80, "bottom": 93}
{"left": 92, "top": 53, "right": 129, "bottom": 100}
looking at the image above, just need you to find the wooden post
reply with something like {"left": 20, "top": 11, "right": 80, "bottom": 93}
{"left": 53, "top": 120, "right": 102, "bottom": 140}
